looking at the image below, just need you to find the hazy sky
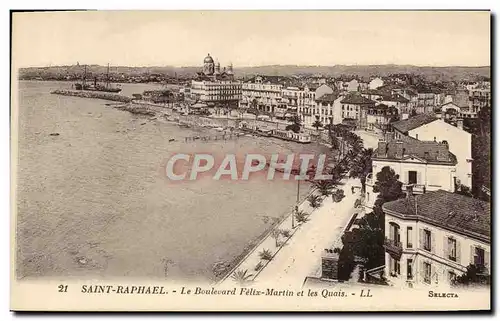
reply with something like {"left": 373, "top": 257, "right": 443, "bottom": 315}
{"left": 12, "top": 10, "right": 490, "bottom": 68}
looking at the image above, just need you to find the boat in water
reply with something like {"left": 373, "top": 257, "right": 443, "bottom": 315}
{"left": 74, "top": 64, "right": 122, "bottom": 93}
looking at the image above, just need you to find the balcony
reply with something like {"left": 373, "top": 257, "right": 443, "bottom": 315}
{"left": 384, "top": 237, "right": 403, "bottom": 260}
{"left": 403, "top": 183, "right": 426, "bottom": 194}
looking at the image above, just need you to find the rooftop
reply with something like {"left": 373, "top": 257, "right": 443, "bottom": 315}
{"left": 316, "top": 93, "right": 339, "bottom": 103}
{"left": 341, "top": 93, "right": 375, "bottom": 105}
{"left": 373, "top": 134, "right": 456, "bottom": 165}
{"left": 382, "top": 93, "right": 410, "bottom": 103}
{"left": 391, "top": 113, "right": 438, "bottom": 133}
{"left": 383, "top": 190, "right": 490, "bottom": 242}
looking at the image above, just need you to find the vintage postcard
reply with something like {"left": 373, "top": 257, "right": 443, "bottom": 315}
{"left": 10, "top": 10, "right": 491, "bottom": 311}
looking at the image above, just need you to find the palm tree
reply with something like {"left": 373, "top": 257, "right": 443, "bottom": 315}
{"left": 349, "top": 148, "right": 374, "bottom": 192}
{"left": 295, "top": 209, "right": 309, "bottom": 223}
{"left": 270, "top": 229, "right": 281, "bottom": 247}
{"left": 308, "top": 194, "right": 322, "bottom": 209}
{"left": 231, "top": 269, "right": 254, "bottom": 285}
{"left": 315, "top": 180, "right": 334, "bottom": 196}
{"left": 259, "top": 249, "right": 273, "bottom": 261}
{"left": 312, "top": 118, "right": 323, "bottom": 133}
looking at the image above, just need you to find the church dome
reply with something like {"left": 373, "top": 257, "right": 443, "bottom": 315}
{"left": 204, "top": 54, "right": 214, "bottom": 64}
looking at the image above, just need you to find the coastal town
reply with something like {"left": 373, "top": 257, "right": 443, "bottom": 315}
{"left": 33, "top": 52, "right": 491, "bottom": 291}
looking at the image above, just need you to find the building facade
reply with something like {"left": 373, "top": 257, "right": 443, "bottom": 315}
{"left": 340, "top": 93, "right": 375, "bottom": 129}
{"left": 190, "top": 53, "right": 242, "bottom": 108}
{"left": 240, "top": 75, "right": 284, "bottom": 113}
{"left": 383, "top": 190, "right": 490, "bottom": 289}
{"left": 365, "top": 135, "right": 457, "bottom": 210}
{"left": 407, "top": 118, "right": 472, "bottom": 188}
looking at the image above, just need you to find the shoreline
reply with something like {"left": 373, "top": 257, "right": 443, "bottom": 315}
{"left": 51, "top": 88, "right": 329, "bottom": 282}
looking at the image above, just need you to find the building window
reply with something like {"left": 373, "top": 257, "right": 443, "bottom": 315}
{"left": 390, "top": 258, "right": 400, "bottom": 276}
{"left": 424, "top": 262, "right": 432, "bottom": 284}
{"left": 416, "top": 134, "right": 419, "bottom": 140}
{"left": 448, "top": 237, "right": 457, "bottom": 261}
{"left": 389, "top": 222, "right": 401, "bottom": 245}
{"left": 408, "top": 171, "right": 417, "bottom": 184}
{"left": 423, "top": 229, "right": 432, "bottom": 251}
{"left": 474, "top": 247, "right": 485, "bottom": 266}
{"left": 407, "top": 259, "right": 413, "bottom": 280}
{"left": 407, "top": 227, "right": 413, "bottom": 248}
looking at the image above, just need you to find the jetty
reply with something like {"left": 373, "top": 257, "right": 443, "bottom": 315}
{"left": 51, "top": 89, "right": 131, "bottom": 103}
{"left": 184, "top": 132, "right": 243, "bottom": 143}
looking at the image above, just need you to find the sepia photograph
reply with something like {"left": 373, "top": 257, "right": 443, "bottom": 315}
{"left": 9, "top": 9, "right": 491, "bottom": 311}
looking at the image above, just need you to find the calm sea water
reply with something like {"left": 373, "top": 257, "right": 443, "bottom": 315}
{"left": 15, "top": 81, "right": 328, "bottom": 281}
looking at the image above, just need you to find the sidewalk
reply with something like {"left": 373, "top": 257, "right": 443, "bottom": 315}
{"left": 354, "top": 130, "right": 382, "bottom": 150}
{"left": 220, "top": 178, "right": 361, "bottom": 288}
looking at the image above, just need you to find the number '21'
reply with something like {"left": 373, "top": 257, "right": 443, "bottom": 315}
{"left": 58, "top": 285, "right": 68, "bottom": 293}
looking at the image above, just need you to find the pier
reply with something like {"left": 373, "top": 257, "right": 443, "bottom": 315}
{"left": 184, "top": 132, "right": 244, "bottom": 143}
{"left": 51, "top": 89, "right": 132, "bottom": 103}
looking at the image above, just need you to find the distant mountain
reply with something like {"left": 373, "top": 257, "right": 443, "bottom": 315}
{"left": 17, "top": 64, "right": 490, "bottom": 82}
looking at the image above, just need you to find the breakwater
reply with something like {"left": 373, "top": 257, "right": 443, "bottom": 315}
{"left": 51, "top": 89, "right": 132, "bottom": 103}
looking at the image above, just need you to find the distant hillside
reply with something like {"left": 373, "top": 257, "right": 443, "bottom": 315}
{"left": 234, "top": 65, "right": 490, "bottom": 82}
{"left": 17, "top": 64, "right": 490, "bottom": 82}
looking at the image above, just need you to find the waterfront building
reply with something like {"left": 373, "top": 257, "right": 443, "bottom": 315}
{"left": 190, "top": 54, "right": 242, "bottom": 109}
{"left": 366, "top": 104, "right": 399, "bottom": 132}
{"left": 240, "top": 75, "right": 285, "bottom": 113}
{"left": 391, "top": 115, "right": 472, "bottom": 188}
{"left": 379, "top": 94, "right": 411, "bottom": 117}
{"left": 340, "top": 93, "right": 375, "bottom": 129}
{"left": 310, "top": 93, "right": 343, "bottom": 127}
{"left": 365, "top": 134, "right": 457, "bottom": 210}
{"left": 382, "top": 190, "right": 490, "bottom": 289}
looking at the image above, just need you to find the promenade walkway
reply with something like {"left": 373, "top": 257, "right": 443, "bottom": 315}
{"left": 220, "top": 178, "right": 361, "bottom": 288}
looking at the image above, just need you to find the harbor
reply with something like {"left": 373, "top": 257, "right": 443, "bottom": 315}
{"left": 18, "top": 80, "right": 328, "bottom": 281}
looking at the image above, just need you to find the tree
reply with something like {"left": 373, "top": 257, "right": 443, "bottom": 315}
{"left": 308, "top": 194, "right": 322, "bottom": 209}
{"left": 231, "top": 269, "right": 254, "bottom": 285}
{"left": 347, "top": 166, "right": 405, "bottom": 270}
{"left": 349, "top": 148, "right": 374, "bottom": 193}
{"left": 410, "top": 108, "right": 418, "bottom": 117}
{"left": 315, "top": 180, "right": 334, "bottom": 196}
{"left": 453, "top": 264, "right": 490, "bottom": 286}
{"left": 286, "top": 115, "right": 302, "bottom": 133}
{"left": 295, "top": 209, "right": 309, "bottom": 223}
{"left": 312, "top": 119, "right": 323, "bottom": 132}
{"left": 270, "top": 229, "right": 281, "bottom": 247}
{"left": 259, "top": 249, "right": 273, "bottom": 261}
{"left": 372, "top": 166, "right": 405, "bottom": 209}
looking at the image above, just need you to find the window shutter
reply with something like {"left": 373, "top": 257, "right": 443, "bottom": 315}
{"left": 485, "top": 250, "right": 490, "bottom": 273}
{"left": 417, "top": 171, "right": 422, "bottom": 185}
{"left": 443, "top": 236, "right": 448, "bottom": 259}
{"left": 470, "top": 245, "right": 475, "bottom": 265}
{"left": 431, "top": 232, "right": 436, "bottom": 253}
{"left": 431, "top": 264, "right": 437, "bottom": 284}
{"left": 456, "top": 240, "right": 461, "bottom": 265}
{"left": 419, "top": 228, "right": 424, "bottom": 249}
{"left": 419, "top": 260, "right": 425, "bottom": 283}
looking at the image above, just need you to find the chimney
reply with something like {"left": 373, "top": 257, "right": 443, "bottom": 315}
{"left": 321, "top": 252, "right": 340, "bottom": 280}
{"left": 436, "top": 143, "right": 449, "bottom": 161}
{"left": 377, "top": 141, "right": 388, "bottom": 157}
{"left": 394, "top": 141, "right": 404, "bottom": 159}
{"left": 456, "top": 118, "right": 463, "bottom": 130}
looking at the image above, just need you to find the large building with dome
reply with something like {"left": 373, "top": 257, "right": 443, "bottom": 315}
{"left": 190, "top": 53, "right": 242, "bottom": 109}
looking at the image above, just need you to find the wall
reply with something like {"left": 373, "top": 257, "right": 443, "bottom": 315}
{"left": 384, "top": 212, "right": 490, "bottom": 288}
{"left": 372, "top": 160, "right": 456, "bottom": 191}
{"left": 408, "top": 119, "right": 472, "bottom": 187}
